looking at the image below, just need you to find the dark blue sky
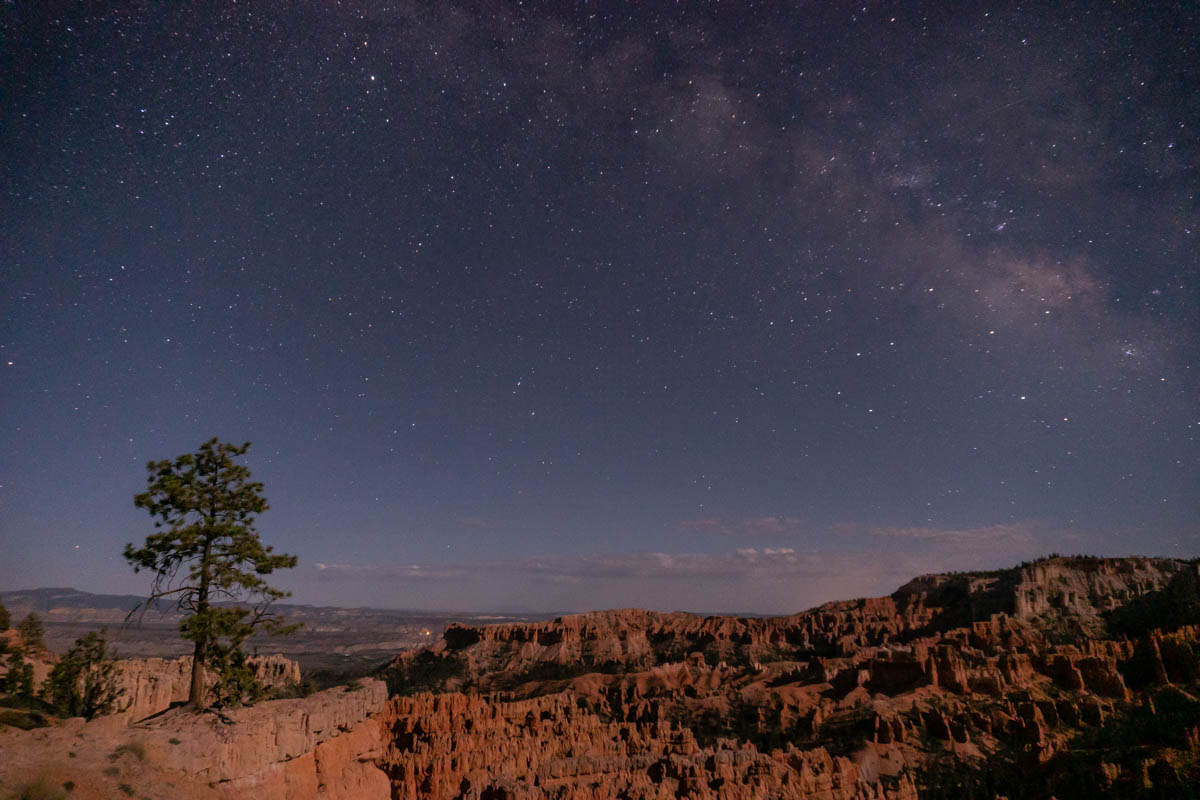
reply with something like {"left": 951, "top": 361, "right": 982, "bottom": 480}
{"left": 2, "top": 2, "right": 1197, "bottom": 612}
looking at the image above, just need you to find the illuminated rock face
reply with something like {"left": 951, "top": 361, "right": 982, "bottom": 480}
{"left": 0, "top": 680, "right": 392, "bottom": 800}
{"left": 142, "top": 678, "right": 391, "bottom": 799}
{"left": 375, "top": 556, "right": 1199, "bottom": 799}
{"left": 379, "top": 687, "right": 920, "bottom": 800}
{"left": 3, "top": 557, "right": 1197, "bottom": 799}
{"left": 112, "top": 653, "right": 302, "bottom": 722}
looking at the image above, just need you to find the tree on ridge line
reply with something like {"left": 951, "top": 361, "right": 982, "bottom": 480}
{"left": 125, "top": 437, "right": 298, "bottom": 708}
{"left": 18, "top": 613, "right": 44, "bottom": 649}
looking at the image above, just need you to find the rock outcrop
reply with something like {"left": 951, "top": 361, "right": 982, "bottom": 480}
{"left": 383, "top": 682, "right": 919, "bottom": 799}
{"left": 113, "top": 654, "right": 301, "bottom": 722}
{"left": 0, "top": 679, "right": 390, "bottom": 800}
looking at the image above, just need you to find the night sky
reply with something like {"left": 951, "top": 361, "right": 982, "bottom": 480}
{"left": 2, "top": 2, "right": 1197, "bottom": 613}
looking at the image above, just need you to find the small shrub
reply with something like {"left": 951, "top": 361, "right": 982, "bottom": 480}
{"left": 41, "top": 629, "right": 122, "bottom": 719}
{"left": 2, "top": 649, "right": 36, "bottom": 701}
{"left": 11, "top": 777, "right": 67, "bottom": 800}
{"left": 490, "top": 660, "right": 593, "bottom": 691}
{"left": 0, "top": 708, "right": 49, "bottom": 730}
{"left": 381, "top": 651, "right": 467, "bottom": 696}
{"left": 1106, "top": 565, "right": 1200, "bottom": 637}
{"left": 18, "top": 614, "right": 45, "bottom": 649}
{"left": 205, "top": 645, "right": 264, "bottom": 709}
{"left": 276, "top": 662, "right": 379, "bottom": 698}
{"left": 111, "top": 742, "right": 146, "bottom": 761}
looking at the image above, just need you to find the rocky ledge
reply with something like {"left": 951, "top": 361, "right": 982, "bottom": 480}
{"left": 0, "top": 679, "right": 391, "bottom": 800}
{"left": 113, "top": 654, "right": 302, "bottom": 722}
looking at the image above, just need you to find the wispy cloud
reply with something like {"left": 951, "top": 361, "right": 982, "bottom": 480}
{"left": 304, "top": 547, "right": 926, "bottom": 614}
{"left": 867, "top": 523, "right": 1037, "bottom": 545}
{"left": 314, "top": 548, "right": 824, "bottom": 583}
{"left": 313, "top": 562, "right": 467, "bottom": 580}
{"left": 303, "top": 519, "right": 1089, "bottom": 612}
{"left": 678, "top": 515, "right": 805, "bottom": 536}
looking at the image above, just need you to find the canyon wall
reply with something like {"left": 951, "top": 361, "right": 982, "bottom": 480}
{"left": 380, "top": 556, "right": 1200, "bottom": 798}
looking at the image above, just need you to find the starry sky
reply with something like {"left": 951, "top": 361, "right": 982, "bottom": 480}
{"left": 2, "top": 2, "right": 1197, "bottom": 614}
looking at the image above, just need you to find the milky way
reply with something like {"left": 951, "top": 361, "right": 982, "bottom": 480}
{"left": 2, "top": 3, "right": 1197, "bottom": 612}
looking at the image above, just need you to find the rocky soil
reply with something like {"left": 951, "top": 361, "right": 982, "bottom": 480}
{"left": 0, "top": 679, "right": 391, "bottom": 800}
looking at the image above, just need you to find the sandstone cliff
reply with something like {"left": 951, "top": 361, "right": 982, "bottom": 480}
{"left": 0, "top": 679, "right": 390, "bottom": 800}
{"left": 112, "top": 653, "right": 301, "bottom": 722}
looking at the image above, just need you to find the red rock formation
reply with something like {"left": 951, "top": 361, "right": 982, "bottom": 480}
{"left": 382, "top": 690, "right": 917, "bottom": 799}
{"left": 0, "top": 679, "right": 390, "bottom": 800}
{"left": 112, "top": 654, "right": 302, "bottom": 722}
{"left": 4, "top": 556, "right": 1197, "bottom": 799}
{"left": 377, "top": 556, "right": 1198, "bottom": 798}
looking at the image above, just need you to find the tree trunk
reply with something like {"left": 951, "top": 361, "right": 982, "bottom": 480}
{"left": 188, "top": 637, "right": 207, "bottom": 707}
{"left": 188, "top": 515, "right": 216, "bottom": 708}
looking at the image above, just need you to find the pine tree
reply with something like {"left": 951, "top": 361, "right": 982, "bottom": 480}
{"left": 3, "top": 649, "right": 34, "bottom": 701}
{"left": 18, "top": 613, "right": 44, "bottom": 649}
{"left": 42, "top": 629, "right": 122, "bottom": 719}
{"left": 125, "top": 438, "right": 298, "bottom": 708}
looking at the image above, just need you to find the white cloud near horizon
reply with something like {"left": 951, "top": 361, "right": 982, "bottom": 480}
{"left": 866, "top": 522, "right": 1038, "bottom": 545}
{"left": 296, "top": 516, "right": 1104, "bottom": 613}
{"left": 301, "top": 544, "right": 998, "bottom": 614}
{"left": 678, "top": 515, "right": 806, "bottom": 536}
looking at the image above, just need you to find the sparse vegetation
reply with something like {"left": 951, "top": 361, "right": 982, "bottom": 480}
{"left": 204, "top": 645, "right": 266, "bottom": 707}
{"left": 488, "top": 660, "right": 596, "bottom": 691}
{"left": 1106, "top": 562, "right": 1200, "bottom": 638}
{"left": 915, "top": 748, "right": 1030, "bottom": 800}
{"left": 2, "top": 649, "right": 35, "bottom": 702}
{"left": 41, "top": 629, "right": 122, "bottom": 719}
{"left": 111, "top": 742, "right": 146, "bottom": 762}
{"left": 17, "top": 614, "right": 44, "bottom": 649}
{"left": 0, "top": 707, "right": 48, "bottom": 730}
{"left": 268, "top": 661, "right": 381, "bottom": 699}
{"left": 4, "top": 777, "right": 69, "bottom": 800}
{"left": 382, "top": 651, "right": 466, "bottom": 696}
